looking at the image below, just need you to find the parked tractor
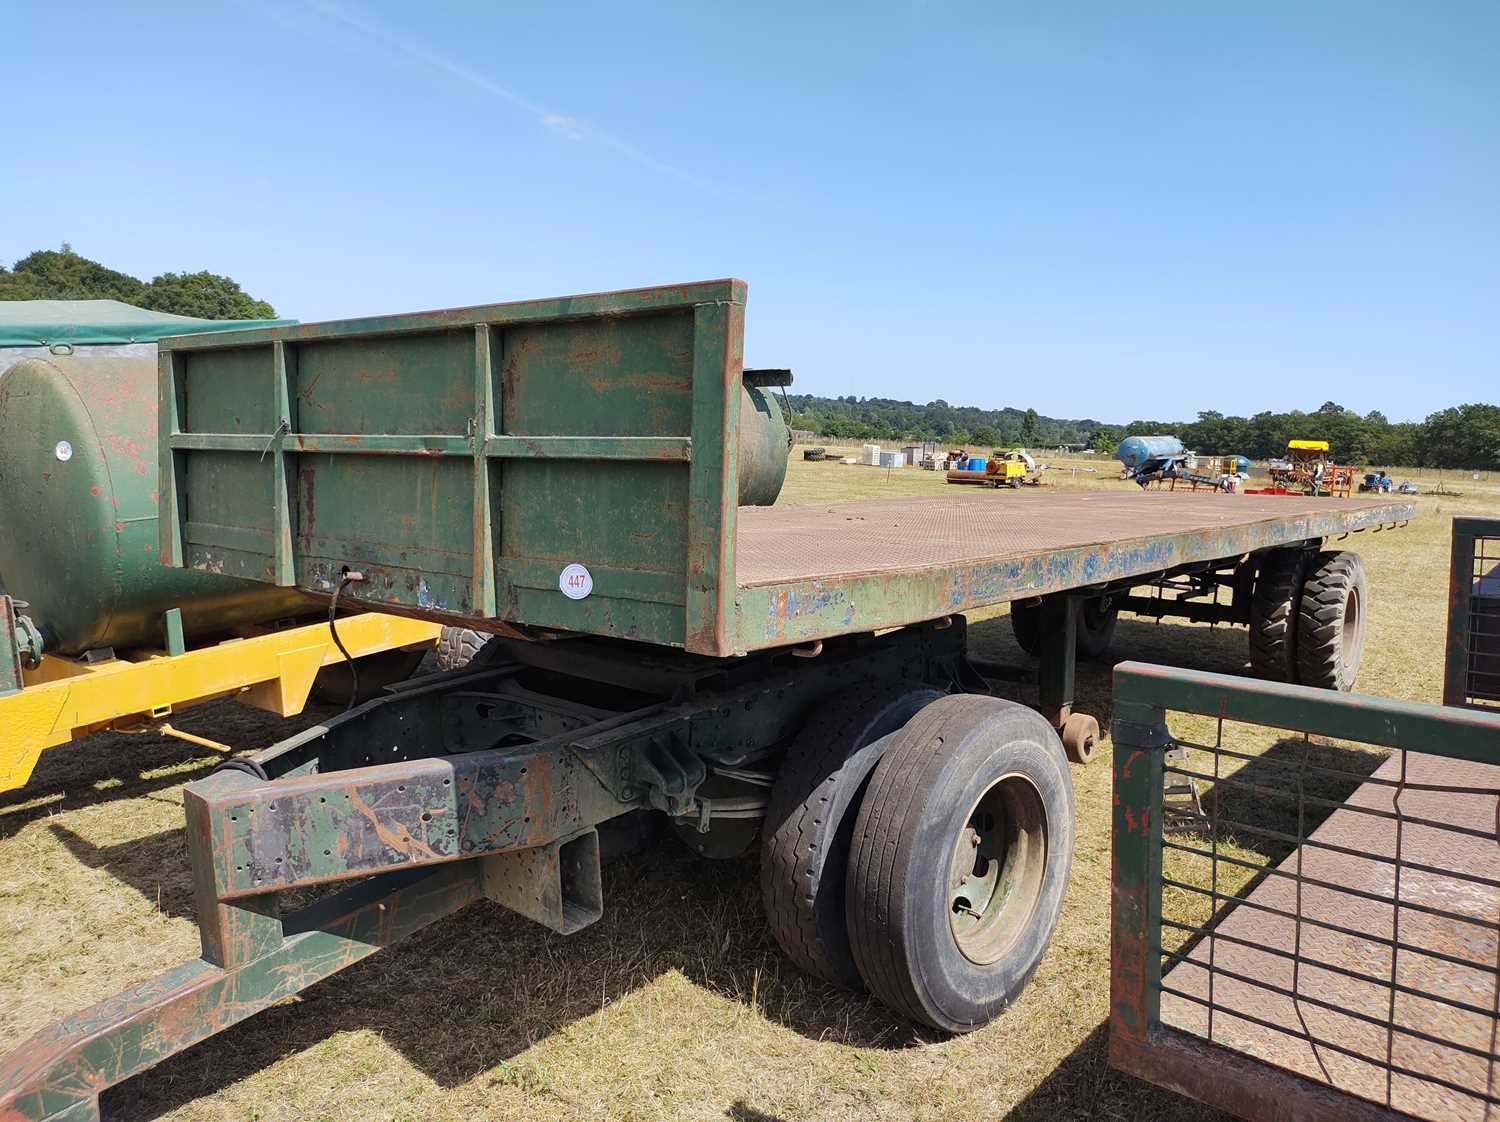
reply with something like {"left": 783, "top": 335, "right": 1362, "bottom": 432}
{"left": 1247, "top": 439, "right": 1356, "bottom": 497}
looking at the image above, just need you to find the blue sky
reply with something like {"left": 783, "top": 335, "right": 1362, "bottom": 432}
{"left": 5, "top": 2, "right": 1496, "bottom": 422}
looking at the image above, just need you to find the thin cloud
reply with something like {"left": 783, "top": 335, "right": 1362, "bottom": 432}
{"left": 260, "top": 0, "right": 722, "bottom": 196}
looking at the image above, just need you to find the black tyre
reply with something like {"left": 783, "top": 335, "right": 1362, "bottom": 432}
{"left": 1249, "top": 549, "right": 1305, "bottom": 683}
{"left": 761, "top": 686, "right": 944, "bottom": 990}
{"left": 1009, "top": 598, "right": 1116, "bottom": 662}
{"left": 310, "top": 648, "right": 426, "bottom": 706}
{"left": 1296, "top": 551, "right": 1367, "bottom": 691}
{"left": 435, "top": 627, "right": 490, "bottom": 672}
{"left": 1009, "top": 601, "right": 1042, "bottom": 657}
{"left": 846, "top": 695, "right": 1074, "bottom": 1032}
{"left": 1076, "top": 597, "right": 1119, "bottom": 662}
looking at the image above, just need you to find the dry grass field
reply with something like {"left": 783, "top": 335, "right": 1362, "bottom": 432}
{"left": 2, "top": 450, "right": 1495, "bottom": 1122}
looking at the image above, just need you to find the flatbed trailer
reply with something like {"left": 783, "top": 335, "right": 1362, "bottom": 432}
{"left": 0, "top": 282, "right": 1413, "bottom": 1121}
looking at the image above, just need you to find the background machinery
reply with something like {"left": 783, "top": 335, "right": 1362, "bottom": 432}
{"left": 1246, "top": 438, "right": 1356, "bottom": 497}
{"left": 1116, "top": 436, "right": 1245, "bottom": 492}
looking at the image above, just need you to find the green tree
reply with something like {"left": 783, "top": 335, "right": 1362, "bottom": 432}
{"left": 140, "top": 271, "right": 276, "bottom": 319}
{"left": 1421, "top": 405, "right": 1500, "bottom": 471}
{"left": 0, "top": 247, "right": 277, "bottom": 320}
{"left": 0, "top": 247, "right": 144, "bottom": 303}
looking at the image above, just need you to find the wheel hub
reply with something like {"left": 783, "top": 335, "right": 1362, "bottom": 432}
{"left": 946, "top": 774, "right": 1048, "bottom": 965}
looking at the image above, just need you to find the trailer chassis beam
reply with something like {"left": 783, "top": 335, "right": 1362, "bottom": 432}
{"left": 0, "top": 619, "right": 972, "bottom": 1120}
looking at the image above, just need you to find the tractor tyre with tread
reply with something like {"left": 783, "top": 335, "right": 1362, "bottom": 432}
{"left": 1296, "top": 551, "right": 1367, "bottom": 691}
{"left": 436, "top": 627, "right": 491, "bottom": 672}
{"left": 1249, "top": 549, "right": 1306, "bottom": 683}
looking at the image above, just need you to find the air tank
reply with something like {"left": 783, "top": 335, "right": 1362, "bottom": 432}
{"left": 737, "top": 379, "right": 791, "bottom": 506}
{"left": 1116, "top": 435, "right": 1185, "bottom": 471}
{"left": 0, "top": 354, "right": 313, "bottom": 655}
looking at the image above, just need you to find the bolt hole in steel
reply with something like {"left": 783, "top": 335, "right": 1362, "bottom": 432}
{"left": 947, "top": 774, "right": 1048, "bottom": 965}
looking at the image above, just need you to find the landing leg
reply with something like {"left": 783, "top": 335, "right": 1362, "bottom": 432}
{"left": 1037, "top": 595, "right": 1099, "bottom": 764}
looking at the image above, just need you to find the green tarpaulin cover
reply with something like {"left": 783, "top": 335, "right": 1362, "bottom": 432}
{"left": 0, "top": 299, "right": 293, "bottom": 346}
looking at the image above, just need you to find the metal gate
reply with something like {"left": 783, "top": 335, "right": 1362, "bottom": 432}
{"left": 1446, "top": 517, "right": 1500, "bottom": 711}
{"left": 1110, "top": 517, "right": 1500, "bottom": 1121}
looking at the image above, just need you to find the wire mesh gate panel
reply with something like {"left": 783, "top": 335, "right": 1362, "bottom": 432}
{"left": 1110, "top": 663, "right": 1500, "bottom": 1122}
{"left": 1446, "top": 518, "right": 1500, "bottom": 711}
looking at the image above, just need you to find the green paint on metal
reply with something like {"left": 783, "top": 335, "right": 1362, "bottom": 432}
{"left": 1114, "top": 660, "right": 1500, "bottom": 762}
{"left": 0, "top": 354, "right": 311, "bottom": 654}
{"left": 160, "top": 280, "right": 780, "bottom": 654}
{"left": 1445, "top": 517, "right": 1500, "bottom": 710}
{"left": 162, "top": 608, "right": 185, "bottom": 657}
{"left": 736, "top": 503, "right": 1413, "bottom": 654}
{"left": 1106, "top": 659, "right": 1500, "bottom": 1120}
{"left": 1, "top": 598, "right": 28, "bottom": 695}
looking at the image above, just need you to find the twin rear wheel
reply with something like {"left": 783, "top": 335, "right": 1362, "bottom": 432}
{"left": 1248, "top": 549, "right": 1367, "bottom": 691}
{"left": 761, "top": 693, "right": 1074, "bottom": 1032}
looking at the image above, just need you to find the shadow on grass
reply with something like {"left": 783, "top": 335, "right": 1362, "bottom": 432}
{"left": 726, "top": 1102, "right": 790, "bottom": 1122}
{"left": 0, "top": 698, "right": 339, "bottom": 835}
{"left": 966, "top": 611, "right": 1253, "bottom": 736}
{"left": 1003, "top": 1021, "right": 1232, "bottom": 1122}
{"left": 102, "top": 838, "right": 926, "bottom": 1121}
{"left": 47, "top": 823, "right": 197, "bottom": 919}
{"left": 1158, "top": 735, "right": 1389, "bottom": 958}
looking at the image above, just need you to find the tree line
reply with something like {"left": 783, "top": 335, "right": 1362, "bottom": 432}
{"left": 788, "top": 394, "right": 1500, "bottom": 470}
{"left": 0, "top": 247, "right": 278, "bottom": 320}
{"left": 8, "top": 250, "right": 1493, "bottom": 470}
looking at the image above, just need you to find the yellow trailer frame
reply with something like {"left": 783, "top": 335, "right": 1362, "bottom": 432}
{"left": 0, "top": 613, "right": 441, "bottom": 792}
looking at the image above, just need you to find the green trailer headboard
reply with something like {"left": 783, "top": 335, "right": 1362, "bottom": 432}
{"left": 159, "top": 280, "right": 749, "bottom": 655}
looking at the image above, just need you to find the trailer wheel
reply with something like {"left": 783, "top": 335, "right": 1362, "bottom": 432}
{"left": 435, "top": 627, "right": 490, "bottom": 671}
{"left": 1076, "top": 598, "right": 1118, "bottom": 662}
{"left": 845, "top": 695, "right": 1074, "bottom": 1032}
{"left": 1249, "top": 549, "right": 1306, "bottom": 683}
{"left": 1009, "top": 598, "right": 1117, "bottom": 662}
{"left": 1296, "top": 551, "right": 1367, "bottom": 691}
{"left": 761, "top": 687, "right": 944, "bottom": 990}
{"left": 1008, "top": 601, "right": 1042, "bottom": 656}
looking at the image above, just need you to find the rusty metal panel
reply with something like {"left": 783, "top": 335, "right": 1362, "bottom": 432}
{"left": 160, "top": 279, "right": 1413, "bottom": 659}
{"left": 160, "top": 281, "right": 744, "bottom": 654}
{"left": 1110, "top": 661, "right": 1500, "bottom": 1122}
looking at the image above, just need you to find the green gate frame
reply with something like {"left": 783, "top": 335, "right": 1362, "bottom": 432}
{"left": 1109, "top": 659, "right": 1500, "bottom": 1120}
{"left": 1444, "top": 516, "right": 1500, "bottom": 710}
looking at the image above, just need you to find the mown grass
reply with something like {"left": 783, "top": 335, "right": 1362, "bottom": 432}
{"left": 1, "top": 451, "right": 1493, "bottom": 1121}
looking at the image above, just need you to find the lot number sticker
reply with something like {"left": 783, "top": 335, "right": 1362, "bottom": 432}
{"left": 559, "top": 563, "right": 593, "bottom": 600}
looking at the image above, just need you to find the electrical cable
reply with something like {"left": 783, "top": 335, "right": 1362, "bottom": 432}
{"left": 329, "top": 569, "right": 366, "bottom": 711}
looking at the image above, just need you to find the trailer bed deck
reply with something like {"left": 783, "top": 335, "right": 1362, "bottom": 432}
{"left": 734, "top": 492, "right": 1412, "bottom": 652}
{"left": 156, "top": 280, "right": 1413, "bottom": 656}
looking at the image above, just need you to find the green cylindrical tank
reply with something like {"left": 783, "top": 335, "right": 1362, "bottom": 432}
{"left": 0, "top": 354, "right": 313, "bottom": 655}
{"left": 737, "top": 381, "right": 790, "bottom": 506}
